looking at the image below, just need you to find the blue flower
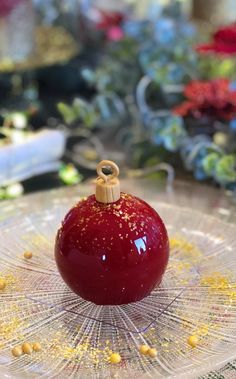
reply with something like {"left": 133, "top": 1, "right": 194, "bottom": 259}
{"left": 194, "top": 166, "right": 208, "bottom": 181}
{"left": 150, "top": 115, "right": 186, "bottom": 152}
{"left": 179, "top": 23, "right": 196, "bottom": 39}
{"left": 149, "top": 117, "right": 166, "bottom": 142}
{"left": 122, "top": 20, "right": 148, "bottom": 40}
{"left": 229, "top": 119, "right": 236, "bottom": 132}
{"left": 167, "top": 64, "right": 185, "bottom": 83}
{"left": 180, "top": 136, "right": 211, "bottom": 170}
{"left": 229, "top": 81, "right": 236, "bottom": 91}
{"left": 153, "top": 18, "right": 176, "bottom": 45}
{"left": 180, "top": 135, "right": 224, "bottom": 182}
{"left": 147, "top": 2, "right": 162, "bottom": 21}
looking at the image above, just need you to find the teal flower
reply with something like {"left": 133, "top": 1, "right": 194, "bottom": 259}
{"left": 151, "top": 115, "right": 186, "bottom": 152}
{"left": 159, "top": 116, "right": 186, "bottom": 152}
{"left": 202, "top": 152, "right": 221, "bottom": 176}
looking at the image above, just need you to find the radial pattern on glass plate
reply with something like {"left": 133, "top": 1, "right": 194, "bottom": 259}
{"left": 0, "top": 200, "right": 235, "bottom": 378}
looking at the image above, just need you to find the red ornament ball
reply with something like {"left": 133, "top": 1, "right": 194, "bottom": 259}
{"left": 55, "top": 192, "right": 169, "bottom": 305}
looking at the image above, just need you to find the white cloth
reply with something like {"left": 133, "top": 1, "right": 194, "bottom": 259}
{"left": 0, "top": 129, "right": 66, "bottom": 186}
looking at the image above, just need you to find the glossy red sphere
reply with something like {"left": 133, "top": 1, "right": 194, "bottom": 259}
{"left": 55, "top": 193, "right": 169, "bottom": 305}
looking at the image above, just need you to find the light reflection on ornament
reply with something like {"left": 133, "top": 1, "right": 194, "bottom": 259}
{"left": 134, "top": 236, "right": 147, "bottom": 255}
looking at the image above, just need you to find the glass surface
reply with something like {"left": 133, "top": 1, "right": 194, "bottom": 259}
{"left": 0, "top": 182, "right": 235, "bottom": 378}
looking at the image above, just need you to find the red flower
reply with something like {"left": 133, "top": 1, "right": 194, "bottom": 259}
{"left": 96, "top": 11, "right": 124, "bottom": 31}
{"left": 173, "top": 79, "right": 236, "bottom": 121}
{"left": 92, "top": 9, "right": 125, "bottom": 41}
{"left": 196, "top": 23, "right": 236, "bottom": 55}
{"left": 0, "top": 0, "right": 22, "bottom": 17}
{"left": 106, "top": 26, "right": 124, "bottom": 41}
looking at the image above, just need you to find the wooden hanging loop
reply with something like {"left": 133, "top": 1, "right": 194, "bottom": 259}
{"left": 95, "top": 160, "right": 120, "bottom": 203}
{"left": 96, "top": 160, "right": 120, "bottom": 182}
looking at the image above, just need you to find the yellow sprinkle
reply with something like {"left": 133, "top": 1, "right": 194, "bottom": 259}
{"left": 197, "top": 325, "right": 209, "bottom": 336}
{"left": 0, "top": 279, "right": 6, "bottom": 290}
{"left": 12, "top": 346, "right": 23, "bottom": 357}
{"left": 22, "top": 342, "right": 33, "bottom": 354}
{"left": 187, "top": 335, "right": 199, "bottom": 348}
{"left": 24, "top": 251, "right": 33, "bottom": 259}
{"left": 148, "top": 348, "right": 157, "bottom": 358}
{"left": 109, "top": 353, "right": 121, "bottom": 364}
{"left": 139, "top": 344, "right": 149, "bottom": 355}
{"left": 33, "top": 342, "right": 42, "bottom": 352}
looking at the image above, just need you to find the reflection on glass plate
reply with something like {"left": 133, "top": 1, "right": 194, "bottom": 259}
{"left": 0, "top": 197, "right": 235, "bottom": 378}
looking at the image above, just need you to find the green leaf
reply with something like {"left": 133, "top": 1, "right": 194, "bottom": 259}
{"left": 215, "top": 155, "right": 236, "bottom": 184}
{"left": 202, "top": 152, "right": 220, "bottom": 176}
{"left": 73, "top": 98, "right": 97, "bottom": 128}
{"left": 59, "top": 164, "right": 83, "bottom": 185}
{"left": 57, "top": 102, "right": 76, "bottom": 124}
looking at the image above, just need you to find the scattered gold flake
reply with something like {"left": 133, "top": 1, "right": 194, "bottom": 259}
{"left": 113, "top": 204, "right": 121, "bottom": 210}
{"left": 49, "top": 334, "right": 114, "bottom": 366}
{"left": 0, "top": 317, "right": 23, "bottom": 341}
{"left": 22, "top": 234, "right": 48, "bottom": 248}
{"left": 201, "top": 273, "right": 236, "bottom": 303}
{"left": 168, "top": 261, "right": 191, "bottom": 273}
{"left": 0, "top": 273, "right": 16, "bottom": 287}
{"left": 196, "top": 324, "right": 209, "bottom": 336}
{"left": 169, "top": 237, "right": 202, "bottom": 263}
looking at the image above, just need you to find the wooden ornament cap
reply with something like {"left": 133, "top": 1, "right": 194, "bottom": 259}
{"left": 95, "top": 160, "right": 120, "bottom": 204}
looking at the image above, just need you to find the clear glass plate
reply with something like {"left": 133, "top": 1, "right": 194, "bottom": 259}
{"left": 0, "top": 194, "right": 236, "bottom": 378}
